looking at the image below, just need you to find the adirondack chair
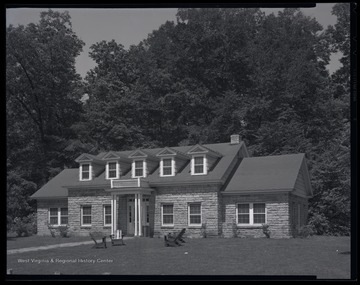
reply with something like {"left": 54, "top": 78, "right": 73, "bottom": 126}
{"left": 167, "top": 228, "right": 186, "bottom": 243}
{"left": 164, "top": 228, "right": 186, "bottom": 247}
{"left": 89, "top": 232, "right": 107, "bottom": 249}
{"left": 109, "top": 233, "right": 125, "bottom": 246}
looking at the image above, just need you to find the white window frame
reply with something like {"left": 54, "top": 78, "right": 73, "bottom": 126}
{"left": 103, "top": 205, "right": 112, "bottom": 226}
{"left": 188, "top": 203, "right": 202, "bottom": 226}
{"left": 48, "top": 207, "right": 68, "bottom": 226}
{"left": 80, "top": 163, "right": 92, "bottom": 181}
{"left": 160, "top": 157, "right": 175, "bottom": 177}
{"left": 236, "top": 203, "right": 267, "bottom": 225}
{"left": 161, "top": 204, "right": 174, "bottom": 226}
{"left": 191, "top": 155, "right": 207, "bottom": 175}
{"left": 106, "top": 161, "right": 119, "bottom": 180}
{"left": 132, "top": 159, "right": 146, "bottom": 178}
{"left": 81, "top": 205, "right": 92, "bottom": 226}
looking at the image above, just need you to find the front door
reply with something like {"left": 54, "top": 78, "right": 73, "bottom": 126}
{"left": 127, "top": 196, "right": 150, "bottom": 236}
{"left": 127, "top": 199, "right": 135, "bottom": 235}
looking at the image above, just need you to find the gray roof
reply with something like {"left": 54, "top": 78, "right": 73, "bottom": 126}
{"left": 31, "top": 142, "right": 245, "bottom": 198}
{"left": 223, "top": 153, "right": 305, "bottom": 192}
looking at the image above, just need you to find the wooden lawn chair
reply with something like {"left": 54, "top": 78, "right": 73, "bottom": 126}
{"left": 89, "top": 232, "right": 107, "bottom": 249}
{"left": 109, "top": 233, "right": 125, "bottom": 246}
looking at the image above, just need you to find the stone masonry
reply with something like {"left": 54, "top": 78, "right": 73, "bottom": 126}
{"left": 36, "top": 199, "right": 68, "bottom": 236}
{"left": 153, "top": 184, "right": 221, "bottom": 238}
{"left": 68, "top": 188, "right": 112, "bottom": 236}
{"left": 221, "top": 193, "right": 292, "bottom": 238}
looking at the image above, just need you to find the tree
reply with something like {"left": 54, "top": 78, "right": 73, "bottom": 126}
{"left": 6, "top": 10, "right": 85, "bottom": 227}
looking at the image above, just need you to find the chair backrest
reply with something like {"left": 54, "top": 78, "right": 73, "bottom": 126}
{"left": 178, "top": 228, "right": 186, "bottom": 238}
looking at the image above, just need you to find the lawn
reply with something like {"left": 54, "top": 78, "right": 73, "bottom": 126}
{"left": 7, "top": 234, "right": 91, "bottom": 250}
{"left": 6, "top": 236, "right": 351, "bottom": 279}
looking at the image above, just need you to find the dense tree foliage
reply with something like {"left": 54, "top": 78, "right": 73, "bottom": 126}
{"left": 7, "top": 6, "right": 351, "bottom": 235}
{"left": 6, "top": 10, "right": 85, "bottom": 228}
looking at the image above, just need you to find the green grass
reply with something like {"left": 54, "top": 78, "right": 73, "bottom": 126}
{"left": 7, "top": 236, "right": 350, "bottom": 279}
{"left": 7, "top": 235, "right": 91, "bottom": 250}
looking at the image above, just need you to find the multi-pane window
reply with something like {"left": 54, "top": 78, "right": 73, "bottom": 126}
{"left": 237, "top": 203, "right": 266, "bottom": 225}
{"left": 134, "top": 160, "right": 144, "bottom": 177}
{"left": 107, "top": 162, "right": 118, "bottom": 179}
{"left": 237, "top": 204, "right": 250, "bottom": 224}
{"left": 49, "top": 208, "right": 59, "bottom": 225}
{"left": 188, "top": 203, "right": 202, "bottom": 225}
{"left": 161, "top": 158, "right": 173, "bottom": 176}
{"left": 60, "top": 208, "right": 68, "bottom": 225}
{"left": 253, "top": 203, "right": 266, "bottom": 224}
{"left": 81, "top": 206, "right": 92, "bottom": 226}
{"left": 104, "top": 205, "right": 112, "bottom": 226}
{"left": 49, "top": 208, "right": 68, "bottom": 225}
{"left": 81, "top": 163, "right": 91, "bottom": 180}
{"left": 162, "top": 204, "right": 174, "bottom": 226}
{"left": 192, "top": 155, "right": 206, "bottom": 175}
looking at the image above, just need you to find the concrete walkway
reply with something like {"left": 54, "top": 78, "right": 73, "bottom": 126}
{"left": 7, "top": 237, "right": 133, "bottom": 255}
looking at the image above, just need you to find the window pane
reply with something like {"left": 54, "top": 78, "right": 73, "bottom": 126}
{"left": 82, "top": 172, "right": 89, "bottom": 179}
{"left": 50, "top": 217, "right": 58, "bottom": 224}
{"left": 238, "top": 214, "right": 250, "bottom": 224}
{"left": 108, "top": 162, "right": 116, "bottom": 170}
{"left": 60, "top": 217, "right": 68, "bottom": 224}
{"left": 194, "top": 157, "right": 203, "bottom": 165}
{"left": 163, "top": 159, "right": 172, "bottom": 167}
{"left": 104, "top": 205, "right": 111, "bottom": 215}
{"left": 254, "top": 203, "right": 265, "bottom": 213}
{"left": 190, "top": 215, "right": 201, "bottom": 224}
{"left": 83, "top": 206, "right": 91, "bottom": 215}
{"left": 163, "top": 167, "right": 172, "bottom": 175}
{"left": 238, "top": 204, "right": 249, "bottom": 213}
{"left": 194, "top": 165, "right": 204, "bottom": 173}
{"left": 109, "top": 170, "right": 117, "bottom": 178}
{"left": 135, "top": 169, "right": 143, "bottom": 177}
{"left": 50, "top": 208, "right": 58, "bottom": 216}
{"left": 163, "top": 215, "right": 173, "bottom": 224}
{"left": 105, "top": 215, "right": 112, "bottom": 225}
{"left": 61, "top": 208, "right": 68, "bottom": 216}
{"left": 190, "top": 204, "right": 201, "bottom": 214}
{"left": 82, "top": 164, "right": 89, "bottom": 171}
{"left": 83, "top": 216, "right": 91, "bottom": 225}
{"left": 135, "top": 161, "right": 143, "bottom": 168}
{"left": 163, "top": 205, "right": 173, "bottom": 214}
{"left": 254, "top": 214, "right": 265, "bottom": 224}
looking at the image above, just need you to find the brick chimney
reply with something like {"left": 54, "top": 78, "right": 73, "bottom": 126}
{"left": 230, "top": 134, "right": 240, "bottom": 144}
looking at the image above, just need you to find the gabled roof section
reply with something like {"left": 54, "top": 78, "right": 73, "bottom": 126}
{"left": 75, "top": 153, "right": 104, "bottom": 164}
{"left": 102, "top": 151, "right": 120, "bottom": 160}
{"left": 156, "top": 147, "right": 189, "bottom": 160}
{"left": 128, "top": 149, "right": 158, "bottom": 161}
{"left": 187, "top": 144, "right": 223, "bottom": 158}
{"left": 223, "top": 153, "right": 311, "bottom": 195}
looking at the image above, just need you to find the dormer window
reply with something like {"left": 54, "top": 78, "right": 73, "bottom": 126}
{"left": 80, "top": 163, "right": 92, "bottom": 181}
{"left": 160, "top": 158, "right": 174, "bottom": 177}
{"left": 192, "top": 155, "right": 207, "bottom": 175}
{"left": 133, "top": 159, "right": 146, "bottom": 178}
{"left": 106, "top": 161, "right": 119, "bottom": 179}
{"left": 187, "top": 144, "right": 222, "bottom": 176}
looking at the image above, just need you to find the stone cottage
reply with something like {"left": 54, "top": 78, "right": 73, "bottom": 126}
{"left": 31, "top": 135, "right": 313, "bottom": 238}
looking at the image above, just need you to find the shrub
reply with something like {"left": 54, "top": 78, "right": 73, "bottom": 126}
{"left": 232, "top": 220, "right": 238, "bottom": 238}
{"left": 262, "top": 224, "right": 271, "bottom": 238}
{"left": 58, "top": 225, "right": 70, "bottom": 238}
{"left": 12, "top": 213, "right": 37, "bottom": 237}
{"left": 297, "top": 225, "right": 314, "bottom": 238}
{"left": 201, "top": 223, "right": 207, "bottom": 238}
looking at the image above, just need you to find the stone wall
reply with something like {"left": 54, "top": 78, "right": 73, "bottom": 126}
{"left": 36, "top": 199, "right": 68, "bottom": 236}
{"left": 153, "top": 184, "right": 220, "bottom": 238}
{"left": 68, "top": 188, "right": 112, "bottom": 236}
{"left": 221, "top": 193, "right": 292, "bottom": 238}
{"left": 288, "top": 193, "right": 309, "bottom": 237}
